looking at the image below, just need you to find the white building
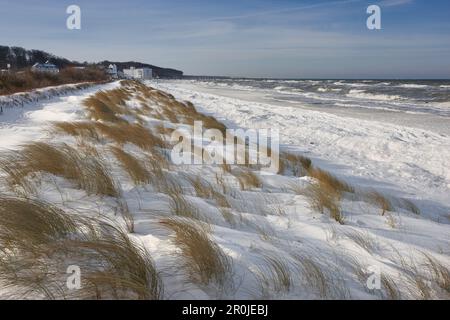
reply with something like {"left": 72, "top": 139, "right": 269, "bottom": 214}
{"left": 123, "top": 67, "right": 153, "bottom": 80}
{"left": 106, "top": 64, "right": 118, "bottom": 78}
{"left": 31, "top": 61, "right": 59, "bottom": 73}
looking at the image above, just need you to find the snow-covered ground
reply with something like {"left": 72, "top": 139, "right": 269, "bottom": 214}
{"left": 150, "top": 80, "right": 450, "bottom": 221}
{"left": 1, "top": 80, "right": 449, "bottom": 300}
{"left": 0, "top": 82, "right": 116, "bottom": 149}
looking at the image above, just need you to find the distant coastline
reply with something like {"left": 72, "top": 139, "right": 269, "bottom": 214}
{"left": 0, "top": 45, "right": 183, "bottom": 78}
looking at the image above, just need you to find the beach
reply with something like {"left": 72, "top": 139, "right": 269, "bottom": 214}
{"left": 150, "top": 79, "right": 450, "bottom": 219}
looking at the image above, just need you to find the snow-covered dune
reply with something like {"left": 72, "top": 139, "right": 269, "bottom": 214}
{"left": 0, "top": 82, "right": 118, "bottom": 149}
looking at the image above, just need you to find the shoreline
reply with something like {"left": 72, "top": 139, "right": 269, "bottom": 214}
{"left": 158, "top": 81, "right": 450, "bottom": 136}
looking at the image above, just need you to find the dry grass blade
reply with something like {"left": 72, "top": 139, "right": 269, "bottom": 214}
{"left": 304, "top": 167, "right": 353, "bottom": 223}
{"left": 280, "top": 152, "right": 312, "bottom": 176}
{"left": 344, "top": 229, "right": 376, "bottom": 254}
{"left": 84, "top": 95, "right": 126, "bottom": 123}
{"left": 199, "top": 114, "right": 227, "bottom": 135}
{"left": 307, "top": 167, "right": 354, "bottom": 194}
{"left": 53, "top": 121, "right": 100, "bottom": 140}
{"left": 398, "top": 256, "right": 432, "bottom": 300}
{"left": 162, "top": 180, "right": 200, "bottom": 220}
{"left": 83, "top": 88, "right": 132, "bottom": 123}
{"left": 110, "top": 146, "right": 150, "bottom": 185}
{"left": 221, "top": 163, "right": 232, "bottom": 173}
{"left": 67, "top": 222, "right": 161, "bottom": 299}
{"left": 366, "top": 190, "right": 393, "bottom": 216}
{"left": 255, "top": 252, "right": 292, "bottom": 294}
{"left": 116, "top": 198, "right": 135, "bottom": 233}
{"left": 292, "top": 255, "right": 328, "bottom": 298}
{"left": 160, "top": 217, "right": 231, "bottom": 286}
{"left": 95, "top": 122, "right": 165, "bottom": 150}
{"left": 422, "top": 253, "right": 450, "bottom": 295}
{"left": 95, "top": 88, "right": 130, "bottom": 107}
{"left": 131, "top": 82, "right": 227, "bottom": 134}
{"left": 212, "top": 190, "right": 230, "bottom": 208}
{"left": 187, "top": 175, "right": 230, "bottom": 208}
{"left": 168, "top": 192, "right": 200, "bottom": 220}
{"left": 188, "top": 175, "right": 213, "bottom": 199}
{"left": 80, "top": 155, "right": 120, "bottom": 197}
{"left": 381, "top": 274, "right": 401, "bottom": 300}
{"left": 306, "top": 182, "right": 345, "bottom": 224}
{"left": 233, "top": 168, "right": 262, "bottom": 190}
{"left": 0, "top": 196, "right": 78, "bottom": 251}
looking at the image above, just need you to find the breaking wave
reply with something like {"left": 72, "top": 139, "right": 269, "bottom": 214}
{"left": 346, "top": 89, "right": 404, "bottom": 101}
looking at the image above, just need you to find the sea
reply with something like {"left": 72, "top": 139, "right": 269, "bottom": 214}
{"left": 183, "top": 78, "right": 450, "bottom": 117}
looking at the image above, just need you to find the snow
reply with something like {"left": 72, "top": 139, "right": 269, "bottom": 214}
{"left": 1, "top": 80, "right": 449, "bottom": 300}
{"left": 149, "top": 80, "right": 450, "bottom": 220}
{"left": 0, "top": 82, "right": 118, "bottom": 149}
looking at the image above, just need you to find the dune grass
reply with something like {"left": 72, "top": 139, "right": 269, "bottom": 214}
{"left": 306, "top": 182, "right": 345, "bottom": 224}
{"left": 188, "top": 175, "right": 213, "bottom": 199}
{"left": 380, "top": 274, "right": 401, "bottom": 300}
{"left": 84, "top": 95, "right": 126, "bottom": 123}
{"left": 422, "top": 253, "right": 450, "bottom": 295}
{"left": 279, "top": 152, "right": 312, "bottom": 176}
{"left": 292, "top": 255, "right": 329, "bottom": 298}
{"left": 133, "top": 83, "right": 227, "bottom": 134}
{"left": 344, "top": 229, "right": 376, "bottom": 254}
{"left": 66, "top": 222, "right": 161, "bottom": 299}
{"left": 221, "top": 163, "right": 232, "bottom": 174}
{"left": 396, "top": 255, "right": 433, "bottom": 299}
{"left": 0, "top": 196, "right": 78, "bottom": 251}
{"left": 0, "top": 196, "right": 162, "bottom": 300}
{"left": 187, "top": 175, "right": 230, "bottom": 208}
{"left": 53, "top": 121, "right": 100, "bottom": 140}
{"left": 168, "top": 192, "right": 200, "bottom": 220}
{"left": 55, "top": 120, "right": 165, "bottom": 151}
{"left": 83, "top": 88, "right": 132, "bottom": 123}
{"left": 301, "top": 166, "right": 354, "bottom": 224}
{"left": 160, "top": 217, "right": 231, "bottom": 286}
{"left": 307, "top": 167, "right": 354, "bottom": 194}
{"left": 95, "top": 122, "right": 165, "bottom": 150}
{"left": 110, "top": 146, "right": 150, "bottom": 185}
{"left": 0, "top": 142, "right": 119, "bottom": 197}
{"left": 365, "top": 190, "right": 393, "bottom": 216}
{"left": 255, "top": 252, "right": 292, "bottom": 295}
{"left": 233, "top": 168, "right": 262, "bottom": 190}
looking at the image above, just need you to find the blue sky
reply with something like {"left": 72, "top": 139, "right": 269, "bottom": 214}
{"left": 1, "top": 0, "right": 449, "bottom": 78}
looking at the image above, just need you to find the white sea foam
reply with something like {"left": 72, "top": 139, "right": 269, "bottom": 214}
{"left": 347, "top": 89, "right": 403, "bottom": 101}
{"left": 333, "top": 82, "right": 367, "bottom": 87}
{"left": 396, "top": 84, "right": 430, "bottom": 89}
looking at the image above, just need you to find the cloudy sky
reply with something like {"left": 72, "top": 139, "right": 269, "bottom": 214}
{"left": 1, "top": 0, "right": 449, "bottom": 78}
